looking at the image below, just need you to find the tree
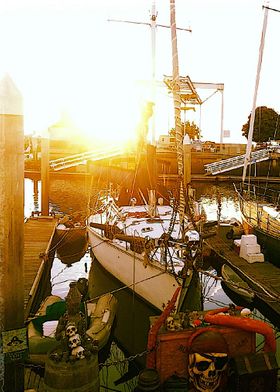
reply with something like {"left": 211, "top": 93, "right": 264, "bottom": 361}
{"left": 169, "top": 120, "right": 201, "bottom": 140}
{"left": 241, "top": 106, "right": 279, "bottom": 142}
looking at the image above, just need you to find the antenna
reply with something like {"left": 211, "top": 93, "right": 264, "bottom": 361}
{"left": 108, "top": 1, "right": 191, "bottom": 145}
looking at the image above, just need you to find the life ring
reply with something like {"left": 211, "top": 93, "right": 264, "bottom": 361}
{"left": 204, "top": 307, "right": 276, "bottom": 353}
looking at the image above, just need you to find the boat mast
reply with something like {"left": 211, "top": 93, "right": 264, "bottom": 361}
{"left": 170, "top": 0, "right": 185, "bottom": 226}
{"left": 242, "top": 6, "right": 269, "bottom": 183}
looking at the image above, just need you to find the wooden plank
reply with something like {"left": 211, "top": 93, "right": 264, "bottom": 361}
{"left": 204, "top": 234, "right": 280, "bottom": 323}
{"left": 23, "top": 217, "right": 57, "bottom": 319}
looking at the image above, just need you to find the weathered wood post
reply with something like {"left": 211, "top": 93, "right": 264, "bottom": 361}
{"left": 0, "top": 74, "right": 24, "bottom": 391}
{"left": 41, "top": 129, "right": 50, "bottom": 216}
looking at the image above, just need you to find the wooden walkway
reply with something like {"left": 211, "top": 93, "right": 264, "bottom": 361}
{"left": 24, "top": 216, "right": 57, "bottom": 319}
{"left": 204, "top": 233, "right": 280, "bottom": 326}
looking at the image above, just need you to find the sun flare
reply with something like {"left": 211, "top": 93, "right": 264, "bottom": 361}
{"left": 55, "top": 79, "right": 149, "bottom": 150}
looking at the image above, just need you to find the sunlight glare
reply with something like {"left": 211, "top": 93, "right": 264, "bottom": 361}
{"left": 59, "top": 80, "right": 147, "bottom": 148}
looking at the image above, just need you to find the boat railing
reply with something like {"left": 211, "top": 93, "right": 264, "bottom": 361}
{"left": 236, "top": 182, "right": 280, "bottom": 205}
{"left": 235, "top": 184, "right": 280, "bottom": 238}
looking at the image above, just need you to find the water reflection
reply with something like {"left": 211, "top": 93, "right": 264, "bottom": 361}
{"left": 51, "top": 253, "right": 91, "bottom": 299}
{"left": 24, "top": 178, "right": 41, "bottom": 217}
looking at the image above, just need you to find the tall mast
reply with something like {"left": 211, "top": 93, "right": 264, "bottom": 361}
{"left": 170, "top": 0, "right": 185, "bottom": 225}
{"left": 150, "top": 1, "right": 157, "bottom": 145}
{"left": 242, "top": 6, "right": 268, "bottom": 183}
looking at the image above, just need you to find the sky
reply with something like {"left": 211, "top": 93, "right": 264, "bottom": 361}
{"left": 1, "top": 0, "right": 280, "bottom": 146}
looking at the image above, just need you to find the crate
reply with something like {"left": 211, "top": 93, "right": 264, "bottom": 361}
{"left": 230, "top": 351, "right": 279, "bottom": 392}
{"left": 151, "top": 319, "right": 256, "bottom": 383}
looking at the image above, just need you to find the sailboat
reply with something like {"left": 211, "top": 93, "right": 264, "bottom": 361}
{"left": 234, "top": 5, "right": 280, "bottom": 267}
{"left": 86, "top": 140, "right": 203, "bottom": 313}
{"left": 87, "top": 3, "right": 204, "bottom": 314}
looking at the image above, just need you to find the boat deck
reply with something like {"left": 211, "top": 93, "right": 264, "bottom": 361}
{"left": 205, "top": 232, "right": 280, "bottom": 326}
{"left": 24, "top": 216, "right": 57, "bottom": 319}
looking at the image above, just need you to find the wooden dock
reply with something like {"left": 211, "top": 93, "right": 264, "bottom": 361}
{"left": 204, "top": 232, "right": 280, "bottom": 327}
{"left": 24, "top": 216, "right": 57, "bottom": 319}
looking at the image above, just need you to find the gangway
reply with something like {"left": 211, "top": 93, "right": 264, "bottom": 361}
{"left": 204, "top": 145, "right": 280, "bottom": 175}
{"left": 49, "top": 144, "right": 124, "bottom": 171}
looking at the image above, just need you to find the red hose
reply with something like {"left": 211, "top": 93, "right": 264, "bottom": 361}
{"left": 204, "top": 307, "right": 276, "bottom": 353}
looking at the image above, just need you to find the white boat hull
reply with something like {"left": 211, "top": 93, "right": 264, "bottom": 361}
{"left": 87, "top": 227, "right": 185, "bottom": 312}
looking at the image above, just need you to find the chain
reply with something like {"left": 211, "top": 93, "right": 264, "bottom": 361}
{"left": 18, "top": 346, "right": 153, "bottom": 373}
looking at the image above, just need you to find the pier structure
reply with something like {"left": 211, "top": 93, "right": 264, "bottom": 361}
{"left": 24, "top": 216, "right": 57, "bottom": 319}
{"left": 204, "top": 232, "right": 280, "bottom": 327}
{"left": 25, "top": 138, "right": 280, "bottom": 184}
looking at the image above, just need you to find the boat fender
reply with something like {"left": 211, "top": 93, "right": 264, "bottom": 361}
{"left": 102, "top": 309, "right": 110, "bottom": 323}
{"left": 146, "top": 287, "right": 181, "bottom": 369}
{"left": 204, "top": 307, "right": 276, "bottom": 353}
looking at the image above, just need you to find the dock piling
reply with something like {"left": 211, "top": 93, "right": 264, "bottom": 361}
{"left": 0, "top": 74, "right": 24, "bottom": 391}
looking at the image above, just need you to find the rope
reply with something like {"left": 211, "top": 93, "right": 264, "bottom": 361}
{"left": 87, "top": 270, "right": 167, "bottom": 303}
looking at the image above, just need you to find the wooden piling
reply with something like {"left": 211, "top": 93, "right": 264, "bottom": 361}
{"left": 0, "top": 74, "right": 24, "bottom": 391}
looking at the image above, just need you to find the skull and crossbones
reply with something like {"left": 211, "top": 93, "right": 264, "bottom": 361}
{"left": 188, "top": 352, "right": 228, "bottom": 392}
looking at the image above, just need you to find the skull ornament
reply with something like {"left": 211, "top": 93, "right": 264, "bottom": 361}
{"left": 166, "top": 316, "right": 175, "bottom": 331}
{"left": 66, "top": 322, "right": 77, "bottom": 338}
{"left": 68, "top": 333, "right": 81, "bottom": 349}
{"left": 188, "top": 352, "right": 228, "bottom": 392}
{"left": 166, "top": 316, "right": 183, "bottom": 332}
{"left": 71, "top": 345, "right": 85, "bottom": 360}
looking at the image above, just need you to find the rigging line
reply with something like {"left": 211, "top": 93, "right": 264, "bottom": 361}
{"left": 51, "top": 278, "right": 75, "bottom": 288}
{"left": 201, "top": 273, "right": 219, "bottom": 300}
{"left": 199, "top": 268, "right": 279, "bottom": 302}
{"left": 51, "top": 265, "right": 68, "bottom": 283}
{"left": 55, "top": 246, "right": 89, "bottom": 261}
{"left": 129, "top": 148, "right": 142, "bottom": 203}
{"left": 166, "top": 242, "right": 181, "bottom": 283}
{"left": 204, "top": 297, "right": 230, "bottom": 308}
{"left": 273, "top": 113, "right": 279, "bottom": 139}
{"left": 48, "top": 229, "right": 71, "bottom": 253}
{"left": 264, "top": 159, "right": 272, "bottom": 194}
{"left": 263, "top": 5, "right": 280, "bottom": 13}
{"left": 86, "top": 270, "right": 168, "bottom": 303}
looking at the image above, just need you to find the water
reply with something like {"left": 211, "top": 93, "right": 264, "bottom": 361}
{"left": 24, "top": 178, "right": 279, "bottom": 389}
